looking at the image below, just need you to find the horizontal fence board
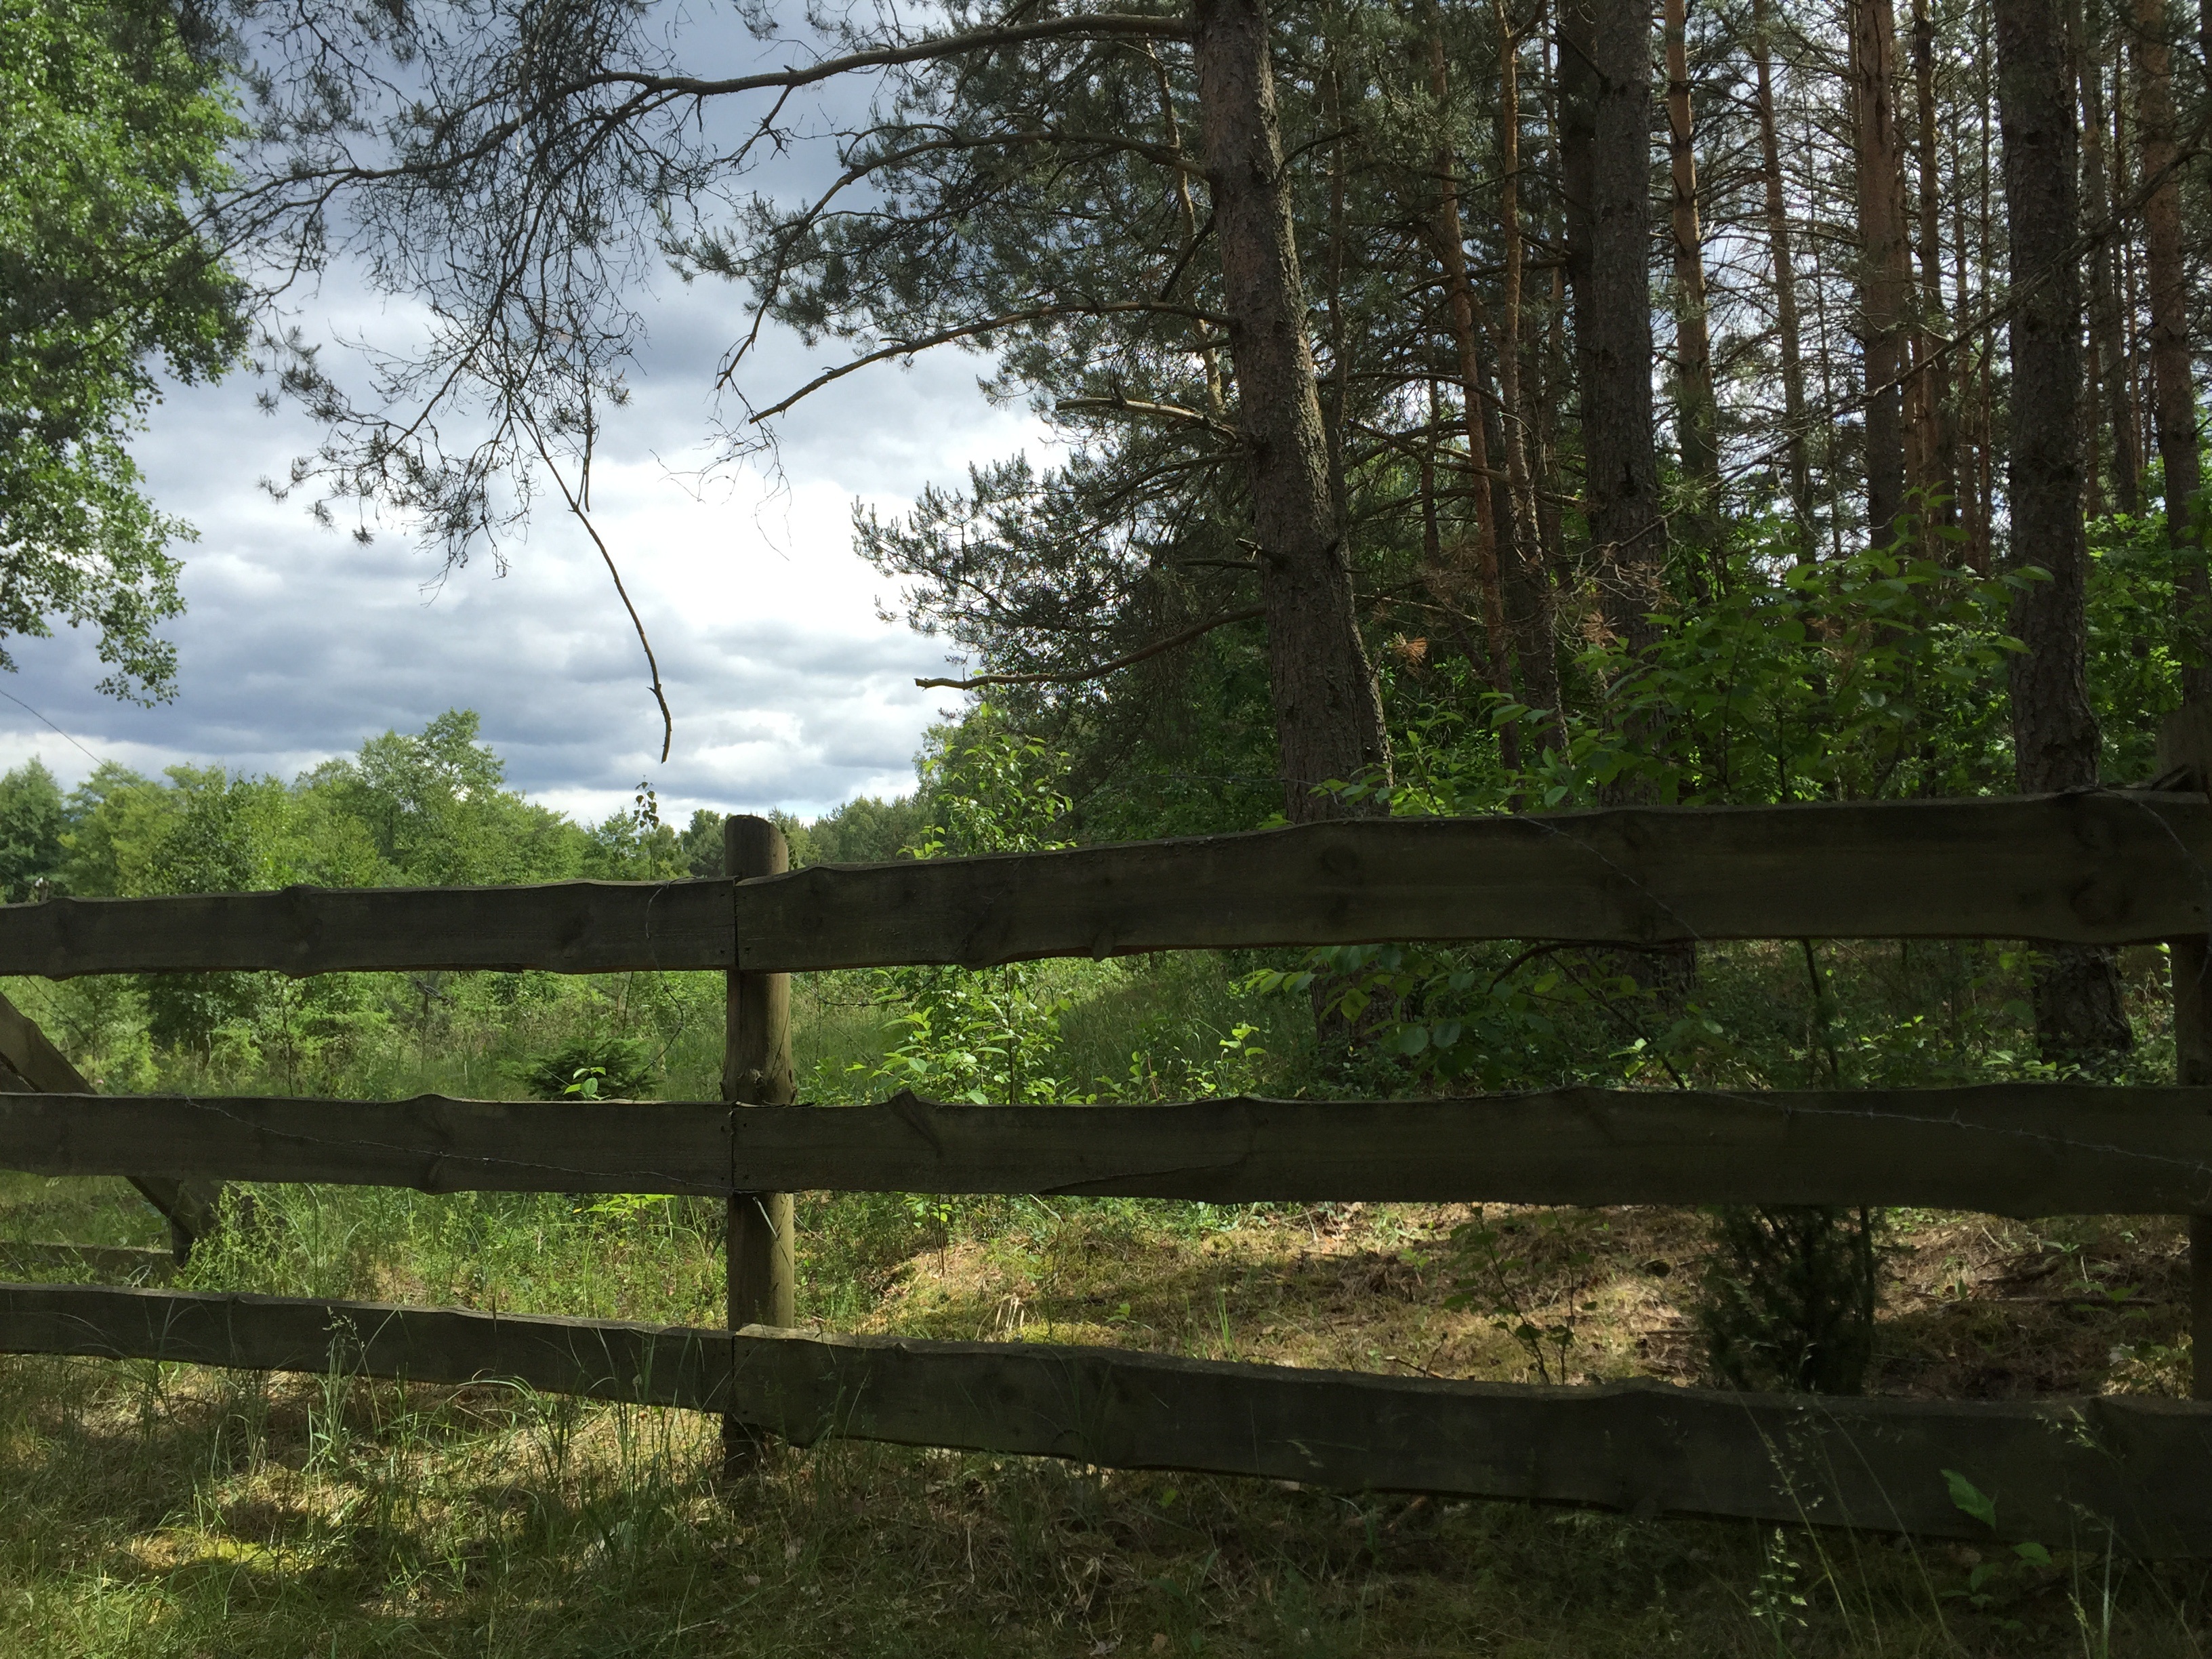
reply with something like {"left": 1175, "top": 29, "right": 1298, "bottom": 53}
{"left": 0, "top": 1086, "right": 2208, "bottom": 1212}
{"left": 0, "top": 792, "right": 2203, "bottom": 980}
{"left": 0, "top": 879, "right": 734, "bottom": 979}
{"left": 728, "top": 1086, "right": 2212, "bottom": 1212}
{"left": 0, "top": 1282, "right": 727, "bottom": 1410}
{"left": 0, "top": 1282, "right": 2207, "bottom": 1553}
{"left": 0, "top": 1093, "right": 733, "bottom": 1195}
{"left": 739, "top": 790, "right": 2212, "bottom": 968}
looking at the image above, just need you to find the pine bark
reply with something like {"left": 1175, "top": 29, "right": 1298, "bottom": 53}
{"left": 1662, "top": 0, "right": 1720, "bottom": 523}
{"left": 1425, "top": 18, "right": 1515, "bottom": 704}
{"left": 1751, "top": 0, "right": 1814, "bottom": 547}
{"left": 1496, "top": 6, "right": 1563, "bottom": 736}
{"left": 1559, "top": 0, "right": 1665, "bottom": 659}
{"left": 1193, "top": 0, "right": 1391, "bottom": 819}
{"left": 2133, "top": 0, "right": 2209, "bottom": 703}
{"left": 1849, "top": 0, "right": 1914, "bottom": 549}
{"left": 2078, "top": 38, "right": 2139, "bottom": 514}
{"left": 1995, "top": 0, "right": 2131, "bottom": 1063}
{"left": 1910, "top": 0, "right": 1959, "bottom": 535}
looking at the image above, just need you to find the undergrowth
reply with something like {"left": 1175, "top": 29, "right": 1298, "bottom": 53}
{"left": 0, "top": 941, "right": 2200, "bottom": 1654}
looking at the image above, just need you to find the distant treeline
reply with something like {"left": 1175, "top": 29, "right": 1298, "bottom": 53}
{"left": 0, "top": 709, "right": 925, "bottom": 907}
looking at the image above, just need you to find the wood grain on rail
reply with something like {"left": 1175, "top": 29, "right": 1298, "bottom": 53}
{"left": 738, "top": 790, "right": 2212, "bottom": 968}
{"left": 0, "top": 1085, "right": 2206, "bottom": 1212}
{"left": 0, "top": 878, "right": 735, "bottom": 978}
{"left": 0, "top": 792, "right": 2203, "bottom": 977}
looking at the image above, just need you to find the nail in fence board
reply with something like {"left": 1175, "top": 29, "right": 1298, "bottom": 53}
{"left": 0, "top": 792, "right": 2205, "bottom": 978}
{"left": 0, "top": 1282, "right": 2207, "bottom": 1555}
{"left": 1, "top": 1085, "right": 2209, "bottom": 1213}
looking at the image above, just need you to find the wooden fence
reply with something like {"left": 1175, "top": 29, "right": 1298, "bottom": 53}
{"left": 3, "top": 783, "right": 2212, "bottom": 1553}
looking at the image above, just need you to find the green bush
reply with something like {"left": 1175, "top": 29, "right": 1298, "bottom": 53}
{"left": 517, "top": 1036, "right": 661, "bottom": 1101}
{"left": 1695, "top": 1205, "right": 1883, "bottom": 1394}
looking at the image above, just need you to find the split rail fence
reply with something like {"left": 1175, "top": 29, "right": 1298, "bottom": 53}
{"left": 4, "top": 778, "right": 2212, "bottom": 1553}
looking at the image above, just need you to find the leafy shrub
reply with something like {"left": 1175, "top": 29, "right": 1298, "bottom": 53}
{"left": 518, "top": 1036, "right": 659, "bottom": 1101}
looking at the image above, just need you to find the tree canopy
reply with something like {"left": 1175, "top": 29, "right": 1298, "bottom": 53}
{"left": 1, "top": 0, "right": 248, "bottom": 700}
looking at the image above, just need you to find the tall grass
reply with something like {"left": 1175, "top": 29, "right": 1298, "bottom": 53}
{"left": 0, "top": 941, "right": 2203, "bottom": 1653}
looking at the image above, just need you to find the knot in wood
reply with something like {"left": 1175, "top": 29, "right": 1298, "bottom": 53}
{"left": 2067, "top": 875, "right": 2131, "bottom": 928}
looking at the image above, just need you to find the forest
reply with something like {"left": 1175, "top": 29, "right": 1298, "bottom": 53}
{"left": 7, "top": 0, "right": 2212, "bottom": 1648}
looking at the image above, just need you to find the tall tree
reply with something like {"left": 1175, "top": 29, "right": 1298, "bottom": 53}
{"left": 1997, "top": 0, "right": 2131, "bottom": 1062}
{"left": 1, "top": 0, "right": 245, "bottom": 701}
{"left": 1196, "top": 0, "right": 1391, "bottom": 815}
{"left": 2077, "top": 27, "right": 2139, "bottom": 515}
{"left": 1908, "top": 0, "right": 1959, "bottom": 535}
{"left": 1750, "top": 0, "right": 1815, "bottom": 543}
{"left": 2133, "top": 0, "right": 2207, "bottom": 701}
{"left": 1559, "top": 0, "right": 1665, "bottom": 666}
{"left": 1494, "top": 2, "right": 1563, "bottom": 731}
{"left": 1661, "top": 0, "right": 1720, "bottom": 523}
{"left": 1849, "top": 0, "right": 1913, "bottom": 548}
{"left": 1423, "top": 6, "right": 1514, "bottom": 708}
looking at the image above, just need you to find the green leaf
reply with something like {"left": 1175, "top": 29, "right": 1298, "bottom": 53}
{"left": 1942, "top": 1469, "right": 1998, "bottom": 1530}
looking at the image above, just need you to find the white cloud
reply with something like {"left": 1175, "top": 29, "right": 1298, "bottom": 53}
{"left": 3, "top": 268, "right": 1045, "bottom": 825}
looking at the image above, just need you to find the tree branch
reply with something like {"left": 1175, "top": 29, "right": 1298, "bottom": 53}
{"left": 750, "top": 302, "right": 1230, "bottom": 422}
{"left": 916, "top": 607, "right": 1264, "bottom": 689}
{"left": 520, "top": 415, "right": 674, "bottom": 763}
{"left": 1057, "top": 394, "right": 1240, "bottom": 440}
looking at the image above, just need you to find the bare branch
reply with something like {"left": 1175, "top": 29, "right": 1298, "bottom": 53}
{"left": 520, "top": 414, "right": 674, "bottom": 763}
{"left": 1057, "top": 394, "right": 1240, "bottom": 440}
{"left": 917, "top": 607, "right": 1263, "bottom": 690}
{"left": 750, "top": 302, "right": 1231, "bottom": 422}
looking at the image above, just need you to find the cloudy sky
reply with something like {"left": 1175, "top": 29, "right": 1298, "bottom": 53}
{"left": 5, "top": 28, "right": 1040, "bottom": 828}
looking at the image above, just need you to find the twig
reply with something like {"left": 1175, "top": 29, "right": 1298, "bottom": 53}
{"left": 917, "top": 607, "right": 1263, "bottom": 690}
{"left": 523, "top": 416, "right": 674, "bottom": 762}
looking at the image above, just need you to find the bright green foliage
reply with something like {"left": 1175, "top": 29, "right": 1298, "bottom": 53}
{"left": 517, "top": 1035, "right": 659, "bottom": 1101}
{"left": 0, "top": 0, "right": 246, "bottom": 700}
{"left": 314, "top": 710, "right": 584, "bottom": 888}
{"left": 1253, "top": 516, "right": 2104, "bottom": 1094}
{"left": 861, "top": 707, "right": 1083, "bottom": 1106}
{"left": 2081, "top": 504, "right": 2198, "bottom": 783}
{"left": 807, "top": 794, "right": 926, "bottom": 865}
{"left": 0, "top": 758, "right": 65, "bottom": 901}
{"left": 1355, "top": 516, "right": 2034, "bottom": 819}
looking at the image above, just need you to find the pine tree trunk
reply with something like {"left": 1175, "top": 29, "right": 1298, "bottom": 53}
{"left": 1425, "top": 18, "right": 1515, "bottom": 710}
{"left": 1996, "top": 0, "right": 2131, "bottom": 1064}
{"left": 1496, "top": 6, "right": 1563, "bottom": 739}
{"left": 1193, "top": 0, "right": 1391, "bottom": 821}
{"left": 1910, "top": 0, "right": 1959, "bottom": 537}
{"left": 1751, "top": 0, "right": 1814, "bottom": 548}
{"left": 1662, "top": 0, "right": 1719, "bottom": 527}
{"left": 1559, "top": 0, "right": 1665, "bottom": 662}
{"left": 2132, "top": 0, "right": 2209, "bottom": 703}
{"left": 2079, "top": 39, "right": 2139, "bottom": 514}
{"left": 1849, "top": 0, "right": 1913, "bottom": 549}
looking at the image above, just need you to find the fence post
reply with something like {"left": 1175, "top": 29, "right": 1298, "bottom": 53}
{"left": 722, "top": 813, "right": 796, "bottom": 1472}
{"left": 2157, "top": 710, "right": 2212, "bottom": 1399}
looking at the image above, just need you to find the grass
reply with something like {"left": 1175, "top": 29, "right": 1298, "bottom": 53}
{"left": 0, "top": 943, "right": 2205, "bottom": 1653}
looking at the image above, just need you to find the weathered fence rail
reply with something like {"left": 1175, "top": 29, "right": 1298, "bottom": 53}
{"left": 3, "top": 786, "right": 2211, "bottom": 1550}
{"left": 0, "top": 1084, "right": 2209, "bottom": 1212}
{"left": 0, "top": 790, "right": 2203, "bottom": 978}
{"left": 3, "top": 1280, "right": 2207, "bottom": 1554}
